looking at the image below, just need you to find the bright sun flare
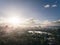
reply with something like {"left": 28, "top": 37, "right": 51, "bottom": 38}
{"left": 7, "top": 16, "right": 21, "bottom": 25}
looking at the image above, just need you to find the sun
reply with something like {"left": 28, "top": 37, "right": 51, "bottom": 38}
{"left": 7, "top": 16, "right": 21, "bottom": 26}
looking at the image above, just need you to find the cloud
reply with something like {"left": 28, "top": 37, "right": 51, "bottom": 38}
{"left": 52, "top": 4, "right": 57, "bottom": 7}
{"left": 0, "top": 17, "right": 5, "bottom": 23}
{"left": 0, "top": 17, "right": 60, "bottom": 27}
{"left": 47, "top": 20, "right": 60, "bottom": 26}
{"left": 40, "top": 20, "right": 52, "bottom": 27}
{"left": 40, "top": 20, "right": 60, "bottom": 27}
{"left": 44, "top": 4, "right": 50, "bottom": 8}
{"left": 44, "top": 4, "right": 57, "bottom": 8}
{"left": 24, "top": 19, "right": 60, "bottom": 27}
{"left": 52, "top": 20, "right": 60, "bottom": 24}
{"left": 42, "top": 20, "right": 51, "bottom": 24}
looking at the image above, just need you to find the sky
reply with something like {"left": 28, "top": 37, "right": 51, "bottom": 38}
{"left": 0, "top": 0, "right": 60, "bottom": 24}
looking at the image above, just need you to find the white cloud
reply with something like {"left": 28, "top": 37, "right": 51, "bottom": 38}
{"left": 42, "top": 20, "right": 51, "bottom": 25}
{"left": 25, "top": 19, "right": 60, "bottom": 27}
{"left": 40, "top": 20, "right": 60, "bottom": 27}
{"left": 44, "top": 4, "right": 50, "bottom": 8}
{"left": 48, "top": 20, "right": 60, "bottom": 26}
{"left": 52, "top": 20, "right": 60, "bottom": 23}
{"left": 52, "top": 4, "right": 57, "bottom": 7}
{"left": 44, "top": 4, "right": 57, "bottom": 8}
{"left": 40, "top": 20, "right": 52, "bottom": 27}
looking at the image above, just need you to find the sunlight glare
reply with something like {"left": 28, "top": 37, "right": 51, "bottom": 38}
{"left": 7, "top": 16, "right": 23, "bottom": 26}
